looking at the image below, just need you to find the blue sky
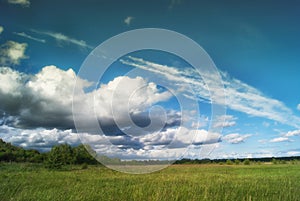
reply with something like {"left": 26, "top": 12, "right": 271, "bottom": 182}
{"left": 0, "top": 0, "right": 300, "bottom": 160}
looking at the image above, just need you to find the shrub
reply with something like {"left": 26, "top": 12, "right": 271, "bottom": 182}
{"left": 234, "top": 159, "right": 240, "bottom": 165}
{"left": 81, "top": 163, "right": 88, "bottom": 169}
{"left": 244, "top": 159, "right": 250, "bottom": 165}
{"left": 272, "top": 158, "right": 277, "bottom": 165}
{"left": 226, "top": 159, "right": 233, "bottom": 165}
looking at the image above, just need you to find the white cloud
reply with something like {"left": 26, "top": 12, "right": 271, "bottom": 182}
{"left": 0, "top": 66, "right": 80, "bottom": 128}
{"left": 0, "top": 26, "right": 3, "bottom": 35}
{"left": 7, "top": 0, "right": 30, "bottom": 6}
{"left": 93, "top": 76, "right": 172, "bottom": 118}
{"left": 0, "top": 124, "right": 220, "bottom": 159}
{"left": 210, "top": 150, "right": 276, "bottom": 159}
{"left": 222, "top": 133, "right": 251, "bottom": 144}
{"left": 31, "top": 30, "right": 93, "bottom": 49}
{"left": 0, "top": 41, "right": 28, "bottom": 65}
{"left": 140, "top": 127, "right": 220, "bottom": 148}
{"left": 297, "top": 104, "right": 300, "bottom": 111}
{"left": 284, "top": 130, "right": 300, "bottom": 137}
{"left": 13, "top": 32, "right": 46, "bottom": 43}
{"left": 0, "top": 66, "right": 175, "bottom": 132}
{"left": 0, "top": 66, "right": 222, "bottom": 159}
{"left": 286, "top": 151, "right": 300, "bottom": 156}
{"left": 124, "top": 16, "right": 134, "bottom": 26}
{"left": 120, "top": 56, "right": 300, "bottom": 128}
{"left": 75, "top": 75, "right": 177, "bottom": 136}
{"left": 270, "top": 137, "right": 290, "bottom": 143}
{"left": 0, "top": 125, "right": 80, "bottom": 152}
{"left": 0, "top": 67, "right": 26, "bottom": 96}
{"left": 213, "top": 115, "right": 237, "bottom": 128}
{"left": 269, "top": 129, "right": 300, "bottom": 143}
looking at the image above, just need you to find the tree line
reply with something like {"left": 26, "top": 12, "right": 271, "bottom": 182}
{"left": 1, "top": 138, "right": 300, "bottom": 169}
{"left": 0, "top": 138, "right": 98, "bottom": 169}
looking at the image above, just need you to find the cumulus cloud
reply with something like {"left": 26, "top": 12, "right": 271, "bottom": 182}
{"left": 140, "top": 127, "right": 220, "bottom": 148}
{"left": 0, "top": 125, "right": 80, "bottom": 152}
{"left": 7, "top": 0, "right": 30, "bottom": 6}
{"left": 0, "top": 65, "right": 221, "bottom": 158}
{"left": 120, "top": 56, "right": 300, "bottom": 128}
{"left": 0, "top": 41, "right": 28, "bottom": 65}
{"left": 31, "top": 30, "right": 93, "bottom": 49}
{"left": 0, "top": 124, "right": 220, "bottom": 159}
{"left": 124, "top": 16, "right": 134, "bottom": 26}
{"left": 222, "top": 133, "right": 251, "bottom": 144}
{"left": 13, "top": 32, "right": 46, "bottom": 43}
{"left": 0, "top": 66, "right": 87, "bottom": 128}
{"left": 0, "top": 26, "right": 3, "bottom": 34}
{"left": 0, "top": 66, "right": 178, "bottom": 135}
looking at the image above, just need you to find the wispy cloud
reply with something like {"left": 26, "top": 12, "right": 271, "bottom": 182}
{"left": 0, "top": 26, "right": 3, "bottom": 35}
{"left": 222, "top": 133, "right": 251, "bottom": 144}
{"left": 285, "top": 130, "right": 300, "bottom": 137}
{"left": 7, "top": 0, "right": 30, "bottom": 7}
{"left": 120, "top": 56, "right": 300, "bottom": 128}
{"left": 124, "top": 16, "right": 134, "bottom": 26}
{"left": 297, "top": 104, "right": 300, "bottom": 111}
{"left": 13, "top": 32, "right": 46, "bottom": 43}
{"left": 31, "top": 30, "right": 93, "bottom": 49}
{"left": 270, "top": 137, "right": 290, "bottom": 143}
{"left": 213, "top": 115, "right": 237, "bottom": 128}
{"left": 168, "top": 0, "right": 182, "bottom": 9}
{"left": 269, "top": 129, "right": 300, "bottom": 143}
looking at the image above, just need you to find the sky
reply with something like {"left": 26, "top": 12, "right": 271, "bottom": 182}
{"left": 0, "top": 0, "right": 300, "bottom": 160}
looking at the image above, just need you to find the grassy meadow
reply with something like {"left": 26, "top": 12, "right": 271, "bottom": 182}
{"left": 1, "top": 163, "right": 300, "bottom": 201}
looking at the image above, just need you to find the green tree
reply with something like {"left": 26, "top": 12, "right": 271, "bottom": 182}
{"left": 46, "top": 144, "right": 75, "bottom": 169}
{"left": 73, "top": 144, "right": 97, "bottom": 164}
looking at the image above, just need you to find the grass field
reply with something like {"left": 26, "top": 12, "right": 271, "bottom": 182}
{"left": 1, "top": 163, "right": 300, "bottom": 201}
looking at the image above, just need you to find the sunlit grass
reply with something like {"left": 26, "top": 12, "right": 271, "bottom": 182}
{"left": 0, "top": 163, "right": 299, "bottom": 201}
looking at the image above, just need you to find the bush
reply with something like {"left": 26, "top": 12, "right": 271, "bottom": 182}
{"left": 244, "top": 159, "right": 250, "bottom": 165}
{"left": 272, "top": 158, "right": 277, "bottom": 165}
{"left": 292, "top": 159, "right": 298, "bottom": 165}
{"left": 226, "top": 159, "right": 233, "bottom": 165}
{"left": 279, "top": 160, "right": 287, "bottom": 164}
{"left": 81, "top": 163, "right": 88, "bottom": 169}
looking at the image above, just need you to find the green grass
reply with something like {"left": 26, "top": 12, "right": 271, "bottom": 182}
{"left": 1, "top": 163, "right": 300, "bottom": 201}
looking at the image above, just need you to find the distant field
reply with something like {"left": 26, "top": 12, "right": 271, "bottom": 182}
{"left": 1, "top": 163, "right": 300, "bottom": 201}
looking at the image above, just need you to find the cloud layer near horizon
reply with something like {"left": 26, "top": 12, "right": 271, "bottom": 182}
{"left": 0, "top": 124, "right": 220, "bottom": 159}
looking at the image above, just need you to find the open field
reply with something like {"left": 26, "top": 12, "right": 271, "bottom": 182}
{"left": 1, "top": 163, "right": 300, "bottom": 201}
